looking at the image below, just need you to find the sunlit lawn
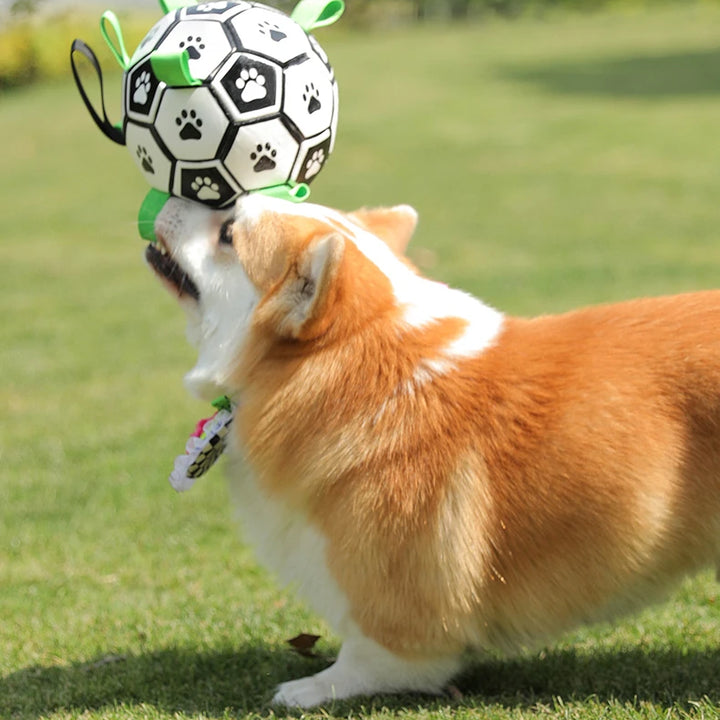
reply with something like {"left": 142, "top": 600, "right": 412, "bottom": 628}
{"left": 4, "top": 4, "right": 720, "bottom": 718}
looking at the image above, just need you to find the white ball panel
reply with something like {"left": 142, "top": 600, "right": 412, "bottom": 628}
{"left": 224, "top": 118, "right": 299, "bottom": 190}
{"left": 182, "top": 1, "right": 250, "bottom": 21}
{"left": 308, "top": 33, "right": 329, "bottom": 66}
{"left": 229, "top": 6, "right": 311, "bottom": 65}
{"left": 282, "top": 55, "right": 335, "bottom": 140}
{"left": 155, "top": 20, "right": 232, "bottom": 82}
{"left": 155, "top": 87, "right": 231, "bottom": 161}
{"left": 125, "top": 122, "right": 174, "bottom": 193}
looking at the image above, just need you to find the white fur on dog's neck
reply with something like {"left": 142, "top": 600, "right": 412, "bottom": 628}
{"left": 155, "top": 198, "right": 260, "bottom": 401}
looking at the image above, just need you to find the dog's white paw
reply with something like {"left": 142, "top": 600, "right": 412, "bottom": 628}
{"left": 271, "top": 635, "right": 461, "bottom": 708}
{"left": 272, "top": 675, "right": 337, "bottom": 708}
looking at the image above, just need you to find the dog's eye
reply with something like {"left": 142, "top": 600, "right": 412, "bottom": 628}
{"left": 219, "top": 219, "right": 234, "bottom": 246}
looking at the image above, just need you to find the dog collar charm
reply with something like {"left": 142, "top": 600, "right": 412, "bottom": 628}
{"left": 70, "top": 0, "right": 343, "bottom": 212}
{"left": 169, "top": 396, "right": 235, "bottom": 492}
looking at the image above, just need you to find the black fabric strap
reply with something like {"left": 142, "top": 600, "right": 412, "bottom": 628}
{"left": 70, "top": 39, "right": 125, "bottom": 146}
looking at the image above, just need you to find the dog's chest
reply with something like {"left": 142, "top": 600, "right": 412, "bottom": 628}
{"left": 225, "top": 439, "right": 350, "bottom": 633}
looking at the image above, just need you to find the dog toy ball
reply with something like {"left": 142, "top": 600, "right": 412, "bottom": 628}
{"left": 71, "top": 0, "right": 343, "bottom": 208}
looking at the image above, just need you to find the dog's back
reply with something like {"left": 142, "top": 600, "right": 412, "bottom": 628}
{"left": 235, "top": 229, "right": 720, "bottom": 654}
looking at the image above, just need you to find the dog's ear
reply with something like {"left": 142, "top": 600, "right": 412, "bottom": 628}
{"left": 258, "top": 232, "right": 345, "bottom": 340}
{"left": 349, "top": 205, "right": 418, "bottom": 256}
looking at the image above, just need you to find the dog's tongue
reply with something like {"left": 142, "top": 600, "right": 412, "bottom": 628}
{"left": 169, "top": 398, "right": 235, "bottom": 492}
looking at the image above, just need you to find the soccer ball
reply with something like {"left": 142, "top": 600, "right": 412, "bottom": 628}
{"left": 122, "top": 1, "right": 338, "bottom": 208}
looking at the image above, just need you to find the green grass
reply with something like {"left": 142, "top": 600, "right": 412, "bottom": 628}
{"left": 5, "top": 4, "right": 720, "bottom": 718}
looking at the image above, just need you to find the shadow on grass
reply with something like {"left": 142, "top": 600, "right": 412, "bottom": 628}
{"left": 497, "top": 47, "right": 720, "bottom": 98}
{"left": 3, "top": 644, "right": 720, "bottom": 717}
{"left": 0, "top": 645, "right": 325, "bottom": 718}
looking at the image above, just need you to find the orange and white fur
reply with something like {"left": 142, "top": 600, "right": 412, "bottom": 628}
{"left": 149, "top": 193, "right": 720, "bottom": 707}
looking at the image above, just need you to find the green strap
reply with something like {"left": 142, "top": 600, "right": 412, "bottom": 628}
{"left": 256, "top": 183, "right": 310, "bottom": 203}
{"left": 138, "top": 189, "right": 171, "bottom": 242}
{"left": 291, "top": 0, "right": 344, "bottom": 31}
{"left": 159, "top": 0, "right": 198, "bottom": 12}
{"left": 137, "top": 184, "right": 308, "bottom": 242}
{"left": 100, "top": 10, "right": 130, "bottom": 69}
{"left": 211, "top": 396, "right": 232, "bottom": 412}
{"left": 151, "top": 49, "right": 202, "bottom": 87}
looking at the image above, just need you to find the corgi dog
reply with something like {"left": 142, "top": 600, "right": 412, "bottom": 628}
{"left": 147, "top": 193, "right": 720, "bottom": 708}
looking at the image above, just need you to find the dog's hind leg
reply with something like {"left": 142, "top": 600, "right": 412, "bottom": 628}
{"left": 272, "top": 630, "right": 461, "bottom": 708}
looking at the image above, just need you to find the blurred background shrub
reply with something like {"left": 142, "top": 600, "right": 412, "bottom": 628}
{"left": 1, "top": 0, "right": 717, "bottom": 89}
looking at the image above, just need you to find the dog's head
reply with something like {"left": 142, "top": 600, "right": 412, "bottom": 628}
{"left": 146, "top": 194, "right": 419, "bottom": 400}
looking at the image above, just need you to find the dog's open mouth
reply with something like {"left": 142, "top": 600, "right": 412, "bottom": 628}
{"left": 145, "top": 244, "right": 200, "bottom": 301}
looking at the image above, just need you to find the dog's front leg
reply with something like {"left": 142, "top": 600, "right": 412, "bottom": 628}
{"left": 272, "top": 629, "right": 461, "bottom": 708}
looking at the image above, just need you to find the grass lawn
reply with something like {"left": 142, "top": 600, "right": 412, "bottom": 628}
{"left": 4, "top": 3, "right": 720, "bottom": 718}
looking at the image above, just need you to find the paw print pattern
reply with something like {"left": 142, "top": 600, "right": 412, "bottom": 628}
{"left": 179, "top": 35, "right": 205, "bottom": 60}
{"left": 303, "top": 83, "right": 321, "bottom": 114}
{"left": 176, "top": 109, "right": 203, "bottom": 140}
{"left": 136, "top": 145, "right": 155, "bottom": 174}
{"left": 196, "top": 1, "right": 228, "bottom": 10}
{"left": 188, "top": 1, "right": 234, "bottom": 14}
{"left": 304, "top": 148, "right": 325, "bottom": 179}
{"left": 250, "top": 143, "right": 277, "bottom": 172}
{"left": 258, "top": 19, "right": 287, "bottom": 42}
{"left": 191, "top": 176, "right": 221, "bottom": 201}
{"left": 133, "top": 71, "right": 152, "bottom": 105}
{"left": 235, "top": 67, "right": 267, "bottom": 103}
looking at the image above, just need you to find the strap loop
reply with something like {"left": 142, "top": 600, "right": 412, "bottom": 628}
{"left": 138, "top": 189, "right": 171, "bottom": 242}
{"left": 291, "top": 0, "right": 345, "bottom": 31}
{"left": 70, "top": 39, "right": 125, "bottom": 146}
{"left": 100, "top": 10, "right": 130, "bottom": 70}
{"left": 151, "top": 49, "right": 202, "bottom": 87}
